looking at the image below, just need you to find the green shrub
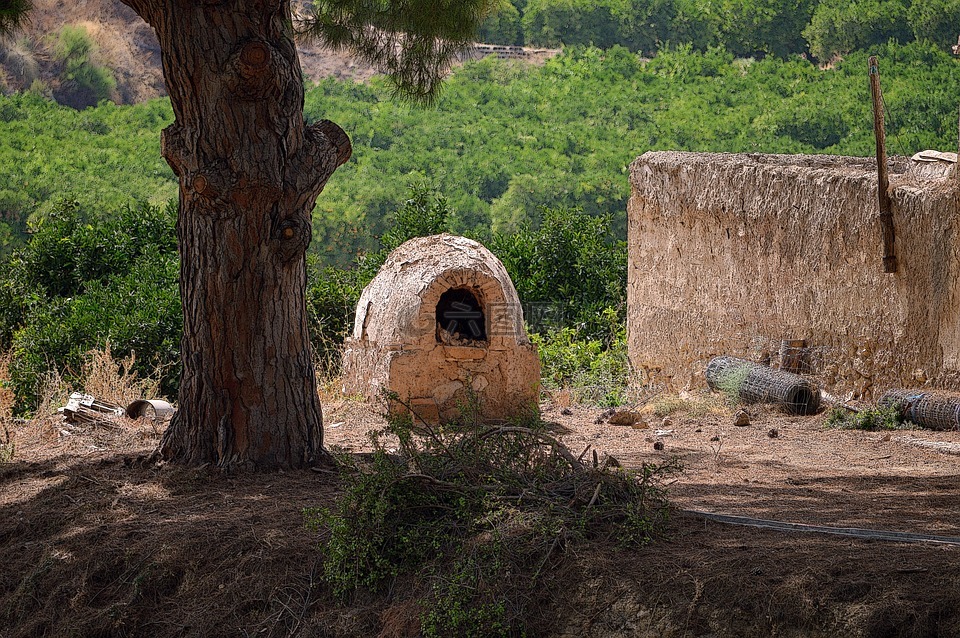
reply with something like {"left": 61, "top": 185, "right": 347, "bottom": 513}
{"left": 492, "top": 206, "right": 626, "bottom": 342}
{"left": 15, "top": 199, "right": 176, "bottom": 298}
{"left": 379, "top": 184, "right": 450, "bottom": 253}
{"left": 824, "top": 405, "right": 908, "bottom": 431}
{"left": 52, "top": 25, "right": 117, "bottom": 109}
{"left": 421, "top": 553, "right": 510, "bottom": 638}
{"left": 532, "top": 308, "right": 631, "bottom": 406}
{"left": 532, "top": 327, "right": 603, "bottom": 387}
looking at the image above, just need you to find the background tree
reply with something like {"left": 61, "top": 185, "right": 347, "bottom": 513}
{"left": 907, "top": 0, "right": 960, "bottom": 52}
{"left": 803, "top": 0, "right": 910, "bottom": 61}
{"left": 477, "top": 0, "right": 524, "bottom": 45}
{"left": 717, "top": 0, "right": 818, "bottom": 58}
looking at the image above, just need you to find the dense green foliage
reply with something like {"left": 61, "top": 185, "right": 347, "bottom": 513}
{"left": 1, "top": 43, "right": 957, "bottom": 266}
{"left": 803, "top": 0, "right": 911, "bottom": 61}
{"left": 0, "top": 200, "right": 181, "bottom": 410}
{"left": 480, "top": 0, "right": 957, "bottom": 59}
{"left": 308, "top": 42, "right": 960, "bottom": 263}
{"left": 0, "top": 93, "right": 176, "bottom": 256}
{"left": 907, "top": 0, "right": 960, "bottom": 49}
{"left": 491, "top": 206, "right": 626, "bottom": 337}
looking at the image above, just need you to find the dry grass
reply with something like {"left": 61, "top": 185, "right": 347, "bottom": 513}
{"left": 0, "top": 352, "right": 13, "bottom": 420}
{"left": 645, "top": 392, "right": 728, "bottom": 419}
{"left": 32, "top": 345, "right": 164, "bottom": 418}
{"left": 33, "top": 367, "right": 69, "bottom": 427}
{"left": 0, "top": 38, "right": 40, "bottom": 86}
{"left": 315, "top": 340, "right": 345, "bottom": 404}
{"left": 7, "top": 346, "right": 169, "bottom": 455}
{"left": 80, "top": 345, "right": 162, "bottom": 406}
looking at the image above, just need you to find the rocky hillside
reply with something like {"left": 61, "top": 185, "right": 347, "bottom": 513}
{"left": 0, "top": 0, "right": 376, "bottom": 107}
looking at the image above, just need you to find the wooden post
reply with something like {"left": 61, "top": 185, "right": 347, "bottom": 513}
{"left": 869, "top": 56, "right": 897, "bottom": 273}
{"left": 780, "top": 339, "right": 809, "bottom": 374}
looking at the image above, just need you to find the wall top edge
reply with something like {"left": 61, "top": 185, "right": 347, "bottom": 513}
{"left": 629, "top": 150, "right": 956, "bottom": 189}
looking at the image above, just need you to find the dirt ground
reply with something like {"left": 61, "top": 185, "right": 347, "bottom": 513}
{"left": 3, "top": 394, "right": 960, "bottom": 637}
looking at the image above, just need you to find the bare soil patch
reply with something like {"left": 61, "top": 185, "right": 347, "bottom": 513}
{"left": 3, "top": 396, "right": 960, "bottom": 637}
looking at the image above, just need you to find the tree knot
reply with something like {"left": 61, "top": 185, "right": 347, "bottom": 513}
{"left": 230, "top": 39, "right": 282, "bottom": 99}
{"left": 273, "top": 215, "right": 311, "bottom": 262}
{"left": 160, "top": 125, "right": 189, "bottom": 177}
{"left": 239, "top": 41, "right": 271, "bottom": 73}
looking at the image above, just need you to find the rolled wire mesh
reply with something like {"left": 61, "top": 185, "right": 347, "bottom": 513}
{"left": 705, "top": 356, "right": 821, "bottom": 415}
{"left": 878, "top": 389, "right": 960, "bottom": 431}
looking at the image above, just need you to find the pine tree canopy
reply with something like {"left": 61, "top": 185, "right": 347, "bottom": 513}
{"left": 299, "top": 0, "right": 499, "bottom": 103}
{"left": 0, "top": 0, "right": 31, "bottom": 37}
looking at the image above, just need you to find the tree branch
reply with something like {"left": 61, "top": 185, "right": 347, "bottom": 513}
{"left": 117, "top": 0, "right": 161, "bottom": 25}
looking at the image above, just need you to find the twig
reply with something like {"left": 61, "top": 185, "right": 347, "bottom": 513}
{"left": 531, "top": 534, "right": 563, "bottom": 580}
{"left": 586, "top": 482, "right": 602, "bottom": 509}
{"left": 383, "top": 392, "right": 457, "bottom": 466}
{"left": 401, "top": 473, "right": 465, "bottom": 491}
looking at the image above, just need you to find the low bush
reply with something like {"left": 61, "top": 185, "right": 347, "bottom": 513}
{"left": 824, "top": 405, "right": 909, "bottom": 431}
{"left": 492, "top": 206, "right": 626, "bottom": 342}
{"left": 532, "top": 308, "right": 631, "bottom": 406}
{"left": 51, "top": 24, "right": 117, "bottom": 109}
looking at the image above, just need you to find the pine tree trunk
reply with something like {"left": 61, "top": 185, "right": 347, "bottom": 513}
{"left": 124, "top": 0, "right": 351, "bottom": 470}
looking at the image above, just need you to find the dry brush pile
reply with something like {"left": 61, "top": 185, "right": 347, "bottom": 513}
{"left": 308, "top": 395, "right": 678, "bottom": 636}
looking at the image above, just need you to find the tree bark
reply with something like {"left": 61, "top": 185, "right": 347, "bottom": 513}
{"left": 125, "top": 0, "right": 351, "bottom": 470}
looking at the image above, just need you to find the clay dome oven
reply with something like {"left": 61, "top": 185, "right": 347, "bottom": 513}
{"left": 342, "top": 234, "right": 540, "bottom": 422}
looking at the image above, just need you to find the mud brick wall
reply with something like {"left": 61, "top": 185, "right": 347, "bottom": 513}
{"left": 627, "top": 151, "right": 960, "bottom": 399}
